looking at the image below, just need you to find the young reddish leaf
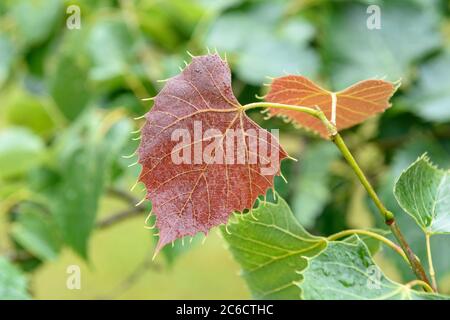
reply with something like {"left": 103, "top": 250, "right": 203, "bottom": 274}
{"left": 137, "top": 54, "right": 287, "bottom": 253}
{"left": 266, "top": 75, "right": 397, "bottom": 138}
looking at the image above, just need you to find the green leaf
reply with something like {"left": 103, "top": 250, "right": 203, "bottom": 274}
{"left": 206, "top": 3, "right": 318, "bottom": 85}
{"left": 236, "top": 35, "right": 317, "bottom": 86}
{"left": 9, "top": 0, "right": 62, "bottom": 48}
{"left": 0, "top": 128, "right": 44, "bottom": 179}
{"left": 198, "top": 0, "right": 242, "bottom": 12}
{"left": 86, "top": 18, "right": 135, "bottom": 83}
{"left": 322, "top": 1, "right": 441, "bottom": 88}
{"left": 48, "top": 54, "right": 91, "bottom": 120}
{"left": 137, "top": 9, "right": 181, "bottom": 51}
{"left": 394, "top": 154, "right": 450, "bottom": 235}
{"left": 378, "top": 137, "right": 450, "bottom": 283}
{"left": 292, "top": 142, "right": 338, "bottom": 227}
{"left": 0, "top": 257, "right": 30, "bottom": 300}
{"left": 298, "top": 240, "right": 448, "bottom": 300}
{"left": 221, "top": 196, "right": 327, "bottom": 299}
{"left": 207, "top": 13, "right": 253, "bottom": 53}
{"left": 0, "top": 33, "right": 15, "bottom": 88}
{"left": 11, "top": 204, "right": 61, "bottom": 261}
{"left": 405, "top": 50, "right": 450, "bottom": 122}
{"left": 3, "top": 87, "right": 55, "bottom": 137}
{"left": 50, "top": 114, "right": 132, "bottom": 259}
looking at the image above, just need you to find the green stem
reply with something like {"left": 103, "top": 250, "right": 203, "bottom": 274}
{"left": 389, "top": 222, "right": 431, "bottom": 287}
{"left": 327, "top": 229, "right": 408, "bottom": 263}
{"left": 242, "top": 102, "right": 337, "bottom": 135}
{"left": 241, "top": 101, "right": 433, "bottom": 289}
{"left": 331, "top": 134, "right": 394, "bottom": 223}
{"left": 425, "top": 233, "right": 438, "bottom": 292}
{"left": 405, "top": 280, "right": 434, "bottom": 293}
{"left": 331, "top": 133, "right": 431, "bottom": 289}
{"left": 406, "top": 279, "right": 434, "bottom": 292}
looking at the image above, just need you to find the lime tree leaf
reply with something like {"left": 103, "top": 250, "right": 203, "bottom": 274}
{"left": 136, "top": 8, "right": 182, "bottom": 51}
{"left": 206, "top": 2, "right": 318, "bottom": 85}
{"left": 394, "top": 155, "right": 450, "bottom": 235}
{"left": 321, "top": 1, "right": 441, "bottom": 88}
{"left": 48, "top": 54, "right": 91, "bottom": 120}
{"left": 0, "top": 128, "right": 44, "bottom": 179}
{"left": 0, "top": 33, "right": 15, "bottom": 88}
{"left": 137, "top": 54, "right": 287, "bottom": 252}
{"left": 198, "top": 0, "right": 242, "bottom": 12}
{"left": 11, "top": 205, "right": 61, "bottom": 261}
{"left": 0, "top": 257, "right": 30, "bottom": 300}
{"left": 266, "top": 76, "right": 397, "bottom": 138}
{"left": 378, "top": 137, "right": 450, "bottom": 283}
{"left": 50, "top": 115, "right": 132, "bottom": 259}
{"left": 207, "top": 12, "right": 256, "bottom": 53}
{"left": 9, "top": 0, "right": 62, "bottom": 48}
{"left": 3, "top": 87, "right": 55, "bottom": 137}
{"left": 221, "top": 196, "right": 327, "bottom": 299}
{"left": 236, "top": 34, "right": 317, "bottom": 86}
{"left": 405, "top": 50, "right": 450, "bottom": 122}
{"left": 298, "top": 240, "right": 448, "bottom": 300}
{"left": 292, "top": 142, "right": 338, "bottom": 227}
{"left": 86, "top": 18, "right": 136, "bottom": 83}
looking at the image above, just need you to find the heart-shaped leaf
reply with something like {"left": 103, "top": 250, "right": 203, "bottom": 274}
{"left": 137, "top": 54, "right": 287, "bottom": 252}
{"left": 298, "top": 239, "right": 448, "bottom": 300}
{"left": 266, "top": 75, "right": 397, "bottom": 138}
{"left": 394, "top": 155, "right": 450, "bottom": 235}
{"left": 378, "top": 138, "right": 450, "bottom": 283}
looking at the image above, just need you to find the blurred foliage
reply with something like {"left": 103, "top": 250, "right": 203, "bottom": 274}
{"left": 0, "top": 0, "right": 449, "bottom": 299}
{"left": 0, "top": 257, "right": 30, "bottom": 299}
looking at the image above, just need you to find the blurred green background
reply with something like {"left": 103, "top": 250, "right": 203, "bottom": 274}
{"left": 0, "top": 0, "right": 450, "bottom": 299}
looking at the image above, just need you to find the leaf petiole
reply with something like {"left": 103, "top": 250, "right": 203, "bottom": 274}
{"left": 425, "top": 233, "right": 438, "bottom": 292}
{"left": 405, "top": 280, "right": 434, "bottom": 293}
{"left": 241, "top": 102, "right": 337, "bottom": 136}
{"left": 327, "top": 229, "right": 408, "bottom": 264}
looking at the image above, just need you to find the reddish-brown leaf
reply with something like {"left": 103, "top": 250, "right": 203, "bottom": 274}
{"left": 266, "top": 75, "right": 397, "bottom": 138}
{"left": 137, "top": 54, "right": 287, "bottom": 252}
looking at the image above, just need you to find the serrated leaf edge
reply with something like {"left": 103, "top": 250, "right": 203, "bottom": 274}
{"left": 393, "top": 153, "right": 450, "bottom": 235}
